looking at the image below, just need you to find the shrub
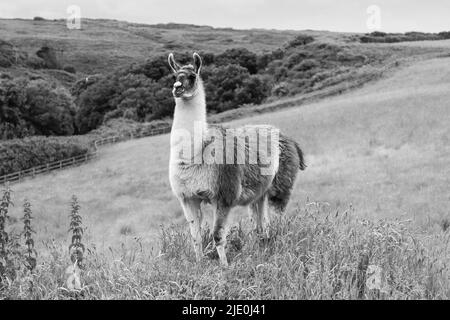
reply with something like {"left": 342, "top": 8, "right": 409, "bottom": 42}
{"left": 438, "top": 31, "right": 450, "bottom": 39}
{"left": 285, "top": 34, "right": 315, "bottom": 48}
{"left": 26, "top": 56, "right": 47, "bottom": 69}
{"left": 215, "top": 48, "right": 258, "bottom": 74}
{"left": 0, "top": 185, "right": 21, "bottom": 282}
{"left": 21, "top": 200, "right": 37, "bottom": 272}
{"left": 69, "top": 196, "right": 84, "bottom": 268}
{"left": 370, "top": 31, "right": 387, "bottom": 37}
{"left": 0, "top": 136, "right": 90, "bottom": 176}
{"left": 360, "top": 31, "right": 450, "bottom": 43}
{"left": 89, "top": 118, "right": 170, "bottom": 140}
{"left": 294, "top": 59, "right": 319, "bottom": 72}
{"left": 203, "top": 64, "right": 269, "bottom": 112}
{"left": 70, "top": 39, "right": 376, "bottom": 133}
{"left": 36, "top": 46, "right": 61, "bottom": 69}
{"left": 271, "top": 82, "right": 290, "bottom": 97}
{"left": 0, "top": 77, "right": 77, "bottom": 139}
{"left": 63, "top": 66, "right": 76, "bottom": 74}
{"left": 75, "top": 71, "right": 174, "bottom": 133}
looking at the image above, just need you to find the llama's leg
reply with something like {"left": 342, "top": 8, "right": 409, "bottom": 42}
{"left": 250, "top": 194, "right": 270, "bottom": 235}
{"left": 180, "top": 198, "right": 203, "bottom": 262}
{"left": 249, "top": 200, "right": 264, "bottom": 234}
{"left": 213, "top": 205, "right": 231, "bottom": 266}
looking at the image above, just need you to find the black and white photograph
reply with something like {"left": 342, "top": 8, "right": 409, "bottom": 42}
{"left": 0, "top": 0, "right": 449, "bottom": 305}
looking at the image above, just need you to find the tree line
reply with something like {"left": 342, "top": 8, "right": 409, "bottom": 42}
{"left": 1, "top": 34, "right": 375, "bottom": 139}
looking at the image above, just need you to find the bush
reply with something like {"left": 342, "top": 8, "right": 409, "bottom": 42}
{"left": 0, "top": 136, "right": 90, "bottom": 176}
{"left": 271, "top": 82, "right": 290, "bottom": 97}
{"left": 0, "top": 40, "right": 27, "bottom": 68}
{"left": 36, "top": 46, "right": 61, "bottom": 69}
{"left": 70, "top": 39, "right": 376, "bottom": 134}
{"left": 0, "top": 78, "right": 77, "bottom": 139}
{"left": 294, "top": 59, "right": 319, "bottom": 72}
{"left": 90, "top": 118, "right": 170, "bottom": 139}
{"left": 75, "top": 70, "right": 174, "bottom": 133}
{"left": 63, "top": 66, "right": 76, "bottom": 74}
{"left": 285, "top": 34, "right": 315, "bottom": 49}
{"left": 438, "top": 31, "right": 450, "bottom": 39}
{"left": 360, "top": 31, "right": 449, "bottom": 43}
{"left": 26, "top": 56, "right": 46, "bottom": 69}
{"left": 203, "top": 64, "right": 269, "bottom": 112}
{"left": 215, "top": 48, "right": 258, "bottom": 74}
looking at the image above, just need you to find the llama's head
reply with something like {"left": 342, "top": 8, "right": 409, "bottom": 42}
{"left": 168, "top": 52, "right": 202, "bottom": 99}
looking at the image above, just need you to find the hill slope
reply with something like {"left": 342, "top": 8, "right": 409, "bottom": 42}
{"left": 7, "top": 50, "right": 450, "bottom": 247}
{"left": 0, "top": 18, "right": 345, "bottom": 74}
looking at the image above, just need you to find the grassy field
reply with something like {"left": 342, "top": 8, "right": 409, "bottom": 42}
{"left": 2, "top": 40, "right": 450, "bottom": 299}
{"left": 7, "top": 51, "right": 450, "bottom": 241}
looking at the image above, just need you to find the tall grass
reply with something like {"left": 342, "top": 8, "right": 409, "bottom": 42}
{"left": 0, "top": 189, "right": 448, "bottom": 299}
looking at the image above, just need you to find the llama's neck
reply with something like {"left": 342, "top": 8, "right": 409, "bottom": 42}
{"left": 170, "top": 79, "right": 207, "bottom": 161}
{"left": 171, "top": 79, "right": 207, "bottom": 136}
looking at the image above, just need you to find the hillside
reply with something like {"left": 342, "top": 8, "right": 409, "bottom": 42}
{"left": 6, "top": 48, "right": 450, "bottom": 247}
{"left": 2, "top": 37, "right": 450, "bottom": 299}
{"left": 0, "top": 18, "right": 342, "bottom": 75}
{"left": 2, "top": 18, "right": 449, "bottom": 144}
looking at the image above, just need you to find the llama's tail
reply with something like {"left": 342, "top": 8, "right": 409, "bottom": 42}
{"left": 294, "top": 141, "right": 307, "bottom": 171}
{"left": 268, "top": 137, "right": 306, "bottom": 213}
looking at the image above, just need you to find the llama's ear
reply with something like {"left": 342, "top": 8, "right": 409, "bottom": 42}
{"left": 193, "top": 52, "right": 202, "bottom": 74}
{"left": 168, "top": 53, "right": 180, "bottom": 73}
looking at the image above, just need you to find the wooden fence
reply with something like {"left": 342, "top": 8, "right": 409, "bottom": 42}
{"left": 0, "top": 125, "right": 171, "bottom": 186}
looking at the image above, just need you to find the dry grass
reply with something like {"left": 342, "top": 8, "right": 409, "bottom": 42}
{"left": 2, "top": 202, "right": 449, "bottom": 299}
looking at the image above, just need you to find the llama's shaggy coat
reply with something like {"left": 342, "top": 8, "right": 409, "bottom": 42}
{"left": 269, "top": 134, "right": 306, "bottom": 212}
{"left": 168, "top": 52, "right": 306, "bottom": 266}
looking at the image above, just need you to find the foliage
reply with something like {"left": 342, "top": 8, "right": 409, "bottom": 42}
{"left": 0, "top": 77, "right": 77, "bottom": 139}
{"left": 68, "top": 196, "right": 84, "bottom": 269}
{"left": 0, "top": 136, "right": 90, "bottom": 176}
{"left": 74, "top": 67, "right": 174, "bottom": 133}
{"left": 203, "top": 64, "right": 270, "bottom": 112}
{"left": 360, "top": 31, "right": 450, "bottom": 43}
{"left": 36, "top": 46, "right": 61, "bottom": 69}
{"left": 89, "top": 118, "right": 170, "bottom": 139}
{"left": 0, "top": 185, "right": 21, "bottom": 283}
{"left": 285, "top": 34, "right": 315, "bottom": 49}
{"left": 71, "top": 37, "right": 377, "bottom": 132}
{"left": 21, "top": 199, "right": 37, "bottom": 272}
{"left": 0, "top": 197, "right": 448, "bottom": 299}
{"left": 214, "top": 48, "right": 258, "bottom": 74}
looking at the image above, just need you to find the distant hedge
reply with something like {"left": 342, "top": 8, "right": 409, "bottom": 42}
{"left": 0, "top": 136, "right": 91, "bottom": 176}
{"left": 89, "top": 118, "right": 171, "bottom": 139}
{"left": 360, "top": 31, "right": 450, "bottom": 43}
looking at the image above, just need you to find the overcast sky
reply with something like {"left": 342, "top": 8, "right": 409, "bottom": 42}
{"left": 0, "top": 0, "right": 449, "bottom": 32}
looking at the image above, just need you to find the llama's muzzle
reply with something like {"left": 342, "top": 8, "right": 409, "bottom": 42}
{"left": 173, "top": 81, "right": 184, "bottom": 96}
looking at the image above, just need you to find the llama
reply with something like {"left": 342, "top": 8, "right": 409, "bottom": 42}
{"left": 168, "top": 52, "right": 306, "bottom": 266}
